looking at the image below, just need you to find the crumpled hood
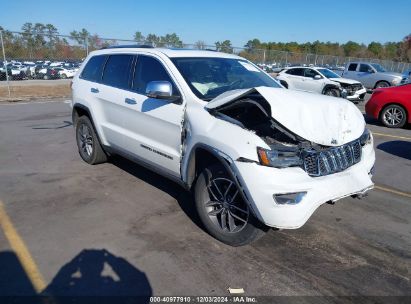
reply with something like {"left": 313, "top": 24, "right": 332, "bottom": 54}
{"left": 205, "top": 87, "right": 365, "bottom": 146}
{"left": 329, "top": 77, "right": 361, "bottom": 85}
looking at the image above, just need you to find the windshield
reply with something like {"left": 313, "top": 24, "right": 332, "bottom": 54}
{"left": 371, "top": 63, "right": 386, "bottom": 72}
{"left": 317, "top": 68, "right": 340, "bottom": 79}
{"left": 171, "top": 57, "right": 281, "bottom": 101}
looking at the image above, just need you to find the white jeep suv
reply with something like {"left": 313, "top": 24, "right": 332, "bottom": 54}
{"left": 276, "top": 66, "right": 367, "bottom": 102}
{"left": 71, "top": 46, "right": 375, "bottom": 246}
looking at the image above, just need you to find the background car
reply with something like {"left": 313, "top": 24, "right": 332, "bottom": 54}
{"left": 53, "top": 67, "right": 77, "bottom": 78}
{"left": 342, "top": 62, "right": 403, "bottom": 89}
{"left": 401, "top": 70, "right": 411, "bottom": 84}
{"left": 36, "top": 67, "right": 61, "bottom": 80}
{"left": 365, "top": 84, "right": 411, "bottom": 128}
{"left": 276, "top": 66, "right": 366, "bottom": 102}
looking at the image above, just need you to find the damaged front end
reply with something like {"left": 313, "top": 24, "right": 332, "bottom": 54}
{"left": 203, "top": 87, "right": 375, "bottom": 229}
{"left": 206, "top": 89, "right": 371, "bottom": 178}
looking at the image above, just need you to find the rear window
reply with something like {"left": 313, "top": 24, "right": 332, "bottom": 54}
{"left": 102, "top": 54, "right": 134, "bottom": 89}
{"left": 285, "top": 68, "right": 304, "bottom": 76}
{"left": 80, "top": 55, "right": 107, "bottom": 82}
{"left": 348, "top": 63, "right": 357, "bottom": 71}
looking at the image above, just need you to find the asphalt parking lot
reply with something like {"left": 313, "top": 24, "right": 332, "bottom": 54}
{"left": 0, "top": 97, "right": 410, "bottom": 298}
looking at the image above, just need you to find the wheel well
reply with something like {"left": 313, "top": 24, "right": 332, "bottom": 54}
{"left": 378, "top": 103, "right": 408, "bottom": 121}
{"left": 322, "top": 84, "right": 339, "bottom": 94}
{"left": 72, "top": 105, "right": 91, "bottom": 125}
{"left": 279, "top": 80, "right": 288, "bottom": 88}
{"left": 186, "top": 147, "right": 229, "bottom": 189}
{"left": 374, "top": 80, "right": 390, "bottom": 88}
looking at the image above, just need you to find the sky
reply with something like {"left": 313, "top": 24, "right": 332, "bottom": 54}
{"left": 2, "top": 0, "right": 411, "bottom": 47}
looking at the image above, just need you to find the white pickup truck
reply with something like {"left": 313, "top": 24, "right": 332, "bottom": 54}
{"left": 341, "top": 62, "right": 404, "bottom": 89}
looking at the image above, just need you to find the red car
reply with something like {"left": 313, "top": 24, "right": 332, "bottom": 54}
{"left": 365, "top": 84, "right": 411, "bottom": 128}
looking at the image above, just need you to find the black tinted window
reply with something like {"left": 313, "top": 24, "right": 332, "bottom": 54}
{"left": 348, "top": 63, "right": 357, "bottom": 71}
{"left": 286, "top": 68, "right": 304, "bottom": 76}
{"left": 133, "top": 55, "right": 177, "bottom": 94}
{"left": 359, "top": 64, "right": 372, "bottom": 73}
{"left": 102, "top": 54, "right": 134, "bottom": 89}
{"left": 81, "top": 55, "right": 107, "bottom": 82}
{"left": 304, "top": 68, "right": 319, "bottom": 78}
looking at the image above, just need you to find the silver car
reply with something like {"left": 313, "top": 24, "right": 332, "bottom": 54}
{"left": 342, "top": 62, "right": 403, "bottom": 89}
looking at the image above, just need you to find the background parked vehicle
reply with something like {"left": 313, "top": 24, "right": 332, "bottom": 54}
{"left": 36, "top": 67, "right": 61, "bottom": 80}
{"left": 401, "top": 70, "right": 411, "bottom": 84}
{"left": 342, "top": 62, "right": 403, "bottom": 89}
{"left": 276, "top": 66, "right": 366, "bottom": 101}
{"left": 365, "top": 84, "right": 411, "bottom": 128}
{"left": 53, "top": 67, "right": 77, "bottom": 79}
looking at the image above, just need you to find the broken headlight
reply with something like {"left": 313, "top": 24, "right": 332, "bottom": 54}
{"left": 359, "top": 128, "right": 372, "bottom": 146}
{"left": 257, "top": 146, "right": 302, "bottom": 168}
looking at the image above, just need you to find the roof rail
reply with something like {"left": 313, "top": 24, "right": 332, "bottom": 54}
{"left": 101, "top": 44, "right": 154, "bottom": 49}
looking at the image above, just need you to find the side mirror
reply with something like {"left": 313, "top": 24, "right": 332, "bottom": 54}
{"left": 146, "top": 81, "right": 176, "bottom": 100}
{"left": 314, "top": 75, "right": 322, "bottom": 80}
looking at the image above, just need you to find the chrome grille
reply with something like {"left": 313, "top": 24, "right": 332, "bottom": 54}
{"left": 302, "top": 140, "right": 362, "bottom": 177}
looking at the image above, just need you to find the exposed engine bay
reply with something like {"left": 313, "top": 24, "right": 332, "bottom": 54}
{"left": 209, "top": 94, "right": 312, "bottom": 150}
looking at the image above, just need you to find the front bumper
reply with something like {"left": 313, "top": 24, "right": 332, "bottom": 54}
{"left": 234, "top": 143, "right": 375, "bottom": 229}
{"left": 346, "top": 88, "right": 367, "bottom": 101}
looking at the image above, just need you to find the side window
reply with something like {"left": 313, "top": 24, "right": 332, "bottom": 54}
{"left": 304, "top": 69, "right": 319, "bottom": 78}
{"left": 133, "top": 55, "right": 178, "bottom": 94}
{"left": 286, "top": 68, "right": 304, "bottom": 76}
{"left": 101, "top": 54, "right": 134, "bottom": 89}
{"left": 359, "top": 64, "right": 372, "bottom": 73}
{"left": 348, "top": 63, "right": 357, "bottom": 71}
{"left": 285, "top": 68, "right": 295, "bottom": 75}
{"left": 80, "top": 55, "right": 107, "bottom": 82}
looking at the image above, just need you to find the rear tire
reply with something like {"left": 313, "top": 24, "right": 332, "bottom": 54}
{"left": 380, "top": 104, "right": 407, "bottom": 128}
{"left": 75, "top": 116, "right": 107, "bottom": 164}
{"left": 194, "top": 163, "right": 267, "bottom": 246}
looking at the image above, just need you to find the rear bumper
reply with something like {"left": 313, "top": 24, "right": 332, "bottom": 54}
{"left": 234, "top": 143, "right": 375, "bottom": 229}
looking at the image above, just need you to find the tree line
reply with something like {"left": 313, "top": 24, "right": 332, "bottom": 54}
{"left": 0, "top": 23, "right": 410, "bottom": 63}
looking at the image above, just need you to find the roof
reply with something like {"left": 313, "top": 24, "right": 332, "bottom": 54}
{"left": 91, "top": 45, "right": 242, "bottom": 59}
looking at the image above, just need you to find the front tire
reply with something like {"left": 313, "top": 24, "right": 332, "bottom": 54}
{"left": 75, "top": 116, "right": 107, "bottom": 164}
{"left": 380, "top": 105, "right": 407, "bottom": 128}
{"left": 194, "top": 164, "right": 267, "bottom": 246}
{"left": 323, "top": 87, "right": 340, "bottom": 97}
{"left": 375, "top": 81, "right": 390, "bottom": 88}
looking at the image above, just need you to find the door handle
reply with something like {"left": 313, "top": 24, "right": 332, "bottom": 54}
{"left": 90, "top": 88, "right": 99, "bottom": 93}
{"left": 125, "top": 98, "right": 137, "bottom": 105}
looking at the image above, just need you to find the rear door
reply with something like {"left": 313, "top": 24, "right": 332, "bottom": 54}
{"left": 97, "top": 54, "right": 135, "bottom": 149}
{"left": 119, "top": 54, "right": 185, "bottom": 177}
{"left": 284, "top": 68, "right": 305, "bottom": 90}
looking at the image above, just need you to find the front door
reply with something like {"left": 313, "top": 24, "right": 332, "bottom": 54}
{"left": 121, "top": 54, "right": 184, "bottom": 178}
